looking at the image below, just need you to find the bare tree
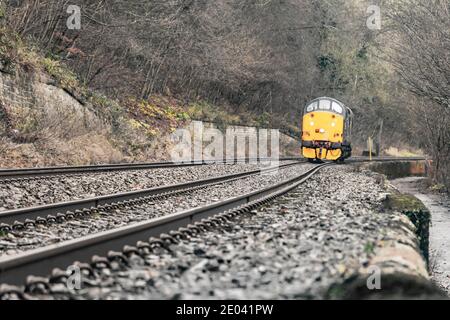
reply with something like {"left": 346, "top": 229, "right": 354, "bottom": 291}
{"left": 384, "top": 0, "right": 450, "bottom": 189}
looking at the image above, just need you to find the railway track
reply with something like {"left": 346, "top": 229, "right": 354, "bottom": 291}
{"left": 0, "top": 157, "right": 302, "bottom": 181}
{"left": 0, "top": 161, "right": 304, "bottom": 228}
{"left": 0, "top": 163, "right": 329, "bottom": 293}
{"left": 0, "top": 156, "right": 428, "bottom": 297}
{"left": 0, "top": 156, "right": 426, "bottom": 182}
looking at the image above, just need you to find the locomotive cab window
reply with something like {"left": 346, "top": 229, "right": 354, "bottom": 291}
{"left": 332, "top": 102, "right": 343, "bottom": 114}
{"left": 306, "top": 101, "right": 318, "bottom": 113}
{"left": 318, "top": 100, "right": 331, "bottom": 110}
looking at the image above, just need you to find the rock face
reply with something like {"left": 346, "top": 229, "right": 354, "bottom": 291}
{"left": 0, "top": 71, "right": 125, "bottom": 167}
{"left": 0, "top": 72, "right": 104, "bottom": 136}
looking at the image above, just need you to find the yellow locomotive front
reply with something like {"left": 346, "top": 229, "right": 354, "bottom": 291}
{"left": 301, "top": 97, "right": 352, "bottom": 162}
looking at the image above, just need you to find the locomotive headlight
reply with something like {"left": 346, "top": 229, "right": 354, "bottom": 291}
{"left": 319, "top": 128, "right": 325, "bottom": 133}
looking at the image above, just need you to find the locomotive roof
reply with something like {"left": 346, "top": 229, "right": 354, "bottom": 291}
{"left": 305, "top": 97, "right": 353, "bottom": 115}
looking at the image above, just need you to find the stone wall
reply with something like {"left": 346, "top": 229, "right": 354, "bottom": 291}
{"left": 328, "top": 172, "right": 445, "bottom": 299}
{"left": 359, "top": 160, "right": 431, "bottom": 179}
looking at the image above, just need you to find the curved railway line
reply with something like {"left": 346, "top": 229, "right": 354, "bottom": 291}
{"left": 0, "top": 156, "right": 428, "bottom": 298}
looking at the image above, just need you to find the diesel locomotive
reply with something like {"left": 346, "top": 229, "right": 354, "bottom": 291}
{"left": 301, "top": 97, "right": 353, "bottom": 162}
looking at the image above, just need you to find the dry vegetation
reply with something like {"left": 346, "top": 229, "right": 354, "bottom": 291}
{"left": 384, "top": 0, "right": 450, "bottom": 190}
{"left": 0, "top": 0, "right": 448, "bottom": 189}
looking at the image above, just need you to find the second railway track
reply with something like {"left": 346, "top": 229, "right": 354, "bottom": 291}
{"left": 0, "top": 156, "right": 425, "bottom": 181}
{"left": 0, "top": 161, "right": 304, "bottom": 228}
{"left": 0, "top": 156, "right": 427, "bottom": 227}
{"left": 0, "top": 157, "right": 302, "bottom": 181}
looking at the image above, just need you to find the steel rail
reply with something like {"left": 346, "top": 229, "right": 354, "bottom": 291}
{"left": 0, "top": 164, "right": 330, "bottom": 286}
{"left": 0, "top": 156, "right": 426, "bottom": 181}
{"left": 0, "top": 157, "right": 427, "bottom": 225}
{"left": 0, "top": 161, "right": 304, "bottom": 226}
{"left": 0, "top": 157, "right": 302, "bottom": 181}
